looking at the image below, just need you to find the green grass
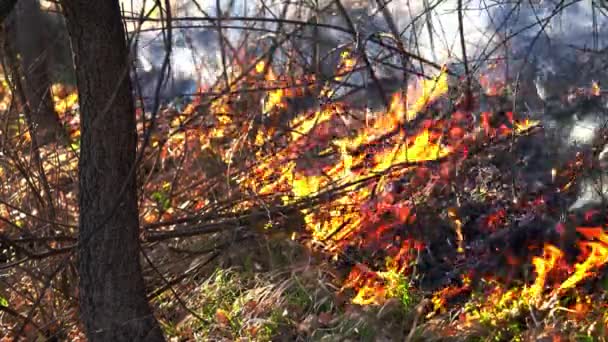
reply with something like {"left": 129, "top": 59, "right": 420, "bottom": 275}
{"left": 156, "top": 262, "right": 423, "bottom": 341}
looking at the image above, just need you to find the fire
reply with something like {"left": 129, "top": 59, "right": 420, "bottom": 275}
{"left": 591, "top": 81, "right": 601, "bottom": 97}
{"left": 289, "top": 104, "right": 343, "bottom": 141}
{"left": 557, "top": 227, "right": 608, "bottom": 292}
{"left": 253, "top": 59, "right": 317, "bottom": 114}
{"left": 523, "top": 227, "right": 608, "bottom": 303}
{"left": 257, "top": 63, "right": 286, "bottom": 113}
{"left": 343, "top": 250, "right": 416, "bottom": 306}
{"left": 448, "top": 207, "right": 464, "bottom": 253}
{"left": 54, "top": 91, "right": 79, "bottom": 114}
{"left": 406, "top": 67, "right": 449, "bottom": 121}
{"left": 342, "top": 264, "right": 386, "bottom": 305}
{"left": 235, "top": 63, "right": 521, "bottom": 307}
{"left": 577, "top": 226, "right": 608, "bottom": 245}
{"left": 195, "top": 50, "right": 591, "bottom": 314}
{"left": 372, "top": 129, "right": 451, "bottom": 172}
{"left": 558, "top": 239, "right": 608, "bottom": 291}
{"left": 375, "top": 92, "right": 406, "bottom": 133}
{"left": 527, "top": 244, "right": 563, "bottom": 301}
{"left": 430, "top": 274, "right": 472, "bottom": 315}
{"left": 334, "top": 50, "right": 357, "bottom": 82}
{"left": 514, "top": 118, "right": 540, "bottom": 133}
{"left": 478, "top": 60, "right": 507, "bottom": 96}
{"left": 255, "top": 60, "right": 266, "bottom": 74}
{"left": 484, "top": 209, "right": 507, "bottom": 232}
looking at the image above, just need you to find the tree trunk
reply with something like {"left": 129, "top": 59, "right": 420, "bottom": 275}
{"left": 0, "top": 0, "right": 18, "bottom": 22}
{"left": 60, "top": 1, "right": 165, "bottom": 341}
{"left": 8, "top": 0, "right": 66, "bottom": 145}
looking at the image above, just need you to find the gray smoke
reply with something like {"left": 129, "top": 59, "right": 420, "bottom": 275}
{"left": 124, "top": 0, "right": 608, "bottom": 210}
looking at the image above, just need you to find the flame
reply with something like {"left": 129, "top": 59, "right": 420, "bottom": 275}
{"left": 523, "top": 228, "right": 608, "bottom": 303}
{"left": 373, "top": 129, "right": 451, "bottom": 172}
{"left": 334, "top": 51, "right": 357, "bottom": 82}
{"left": 514, "top": 118, "right": 540, "bottom": 133}
{"left": 527, "top": 244, "right": 563, "bottom": 301}
{"left": 484, "top": 209, "right": 506, "bottom": 232}
{"left": 448, "top": 207, "right": 464, "bottom": 253}
{"left": 344, "top": 249, "right": 417, "bottom": 306}
{"left": 478, "top": 60, "right": 507, "bottom": 96}
{"left": 260, "top": 64, "right": 286, "bottom": 113}
{"left": 235, "top": 66, "right": 453, "bottom": 305}
{"left": 430, "top": 275, "right": 471, "bottom": 315}
{"left": 576, "top": 226, "right": 608, "bottom": 245}
{"left": 343, "top": 264, "right": 386, "bottom": 305}
{"left": 558, "top": 240, "right": 608, "bottom": 291}
{"left": 255, "top": 60, "right": 266, "bottom": 74}
{"left": 290, "top": 104, "right": 343, "bottom": 141}
{"left": 407, "top": 68, "right": 449, "bottom": 121}
{"left": 192, "top": 55, "right": 588, "bottom": 311}
{"left": 557, "top": 227, "right": 608, "bottom": 292}
{"left": 253, "top": 59, "right": 317, "bottom": 114}
{"left": 591, "top": 81, "right": 601, "bottom": 97}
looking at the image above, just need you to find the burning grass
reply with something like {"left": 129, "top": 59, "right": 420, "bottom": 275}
{"left": 134, "top": 53, "right": 608, "bottom": 339}
{"left": 2, "top": 43, "right": 608, "bottom": 341}
{"left": 172, "top": 54, "right": 608, "bottom": 339}
{"left": 153, "top": 240, "right": 421, "bottom": 341}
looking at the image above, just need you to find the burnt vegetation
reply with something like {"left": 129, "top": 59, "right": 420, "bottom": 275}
{"left": 1, "top": 0, "right": 608, "bottom": 341}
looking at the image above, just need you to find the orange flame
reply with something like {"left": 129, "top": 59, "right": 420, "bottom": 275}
{"left": 527, "top": 244, "right": 563, "bottom": 301}
{"left": 331, "top": 50, "right": 357, "bottom": 84}
{"left": 591, "top": 81, "right": 601, "bottom": 97}
{"left": 557, "top": 227, "right": 608, "bottom": 292}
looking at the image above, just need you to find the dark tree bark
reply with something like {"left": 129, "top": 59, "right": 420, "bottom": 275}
{"left": 60, "top": 1, "right": 165, "bottom": 341}
{"left": 0, "top": 0, "right": 17, "bottom": 22}
{"left": 6, "top": 0, "right": 67, "bottom": 145}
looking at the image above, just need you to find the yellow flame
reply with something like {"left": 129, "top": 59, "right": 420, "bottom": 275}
{"left": 289, "top": 105, "right": 341, "bottom": 140}
{"left": 527, "top": 244, "right": 563, "bottom": 301}
{"left": 514, "top": 118, "right": 540, "bottom": 133}
{"left": 557, "top": 228, "right": 608, "bottom": 292}
{"left": 448, "top": 207, "right": 464, "bottom": 253}
{"left": 373, "top": 130, "right": 451, "bottom": 172}
{"left": 592, "top": 81, "right": 601, "bottom": 97}
{"left": 255, "top": 60, "right": 266, "bottom": 74}
{"left": 405, "top": 68, "right": 449, "bottom": 121}
{"left": 335, "top": 51, "right": 356, "bottom": 81}
{"left": 558, "top": 241, "right": 608, "bottom": 292}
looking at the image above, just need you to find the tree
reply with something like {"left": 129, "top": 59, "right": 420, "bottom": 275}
{"left": 59, "top": 1, "right": 165, "bottom": 341}
{"left": 6, "top": 0, "right": 66, "bottom": 145}
{"left": 0, "top": 0, "right": 17, "bottom": 21}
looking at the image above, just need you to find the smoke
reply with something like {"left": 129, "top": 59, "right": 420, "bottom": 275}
{"left": 125, "top": 0, "right": 608, "bottom": 93}
{"left": 123, "top": 0, "right": 608, "bottom": 208}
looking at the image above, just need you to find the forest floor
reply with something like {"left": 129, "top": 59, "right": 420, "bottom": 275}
{"left": 1, "top": 58, "right": 608, "bottom": 341}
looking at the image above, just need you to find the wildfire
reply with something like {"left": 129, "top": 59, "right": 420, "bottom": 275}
{"left": 255, "top": 61, "right": 286, "bottom": 113}
{"left": 527, "top": 244, "right": 564, "bottom": 302}
{"left": 478, "top": 60, "right": 507, "bottom": 96}
{"left": 407, "top": 67, "right": 449, "bottom": 121}
{"left": 191, "top": 48, "right": 608, "bottom": 320}
{"left": 523, "top": 227, "right": 608, "bottom": 305}
{"left": 343, "top": 264, "right": 387, "bottom": 305}
{"left": 234, "top": 60, "right": 556, "bottom": 308}
{"left": 373, "top": 129, "right": 451, "bottom": 172}
{"left": 514, "top": 118, "right": 540, "bottom": 133}
{"left": 289, "top": 104, "right": 343, "bottom": 141}
{"left": 448, "top": 207, "right": 464, "bottom": 253}
{"left": 557, "top": 227, "right": 608, "bottom": 292}
{"left": 334, "top": 50, "right": 357, "bottom": 82}
{"left": 255, "top": 60, "right": 266, "bottom": 74}
{"left": 591, "top": 81, "right": 601, "bottom": 97}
